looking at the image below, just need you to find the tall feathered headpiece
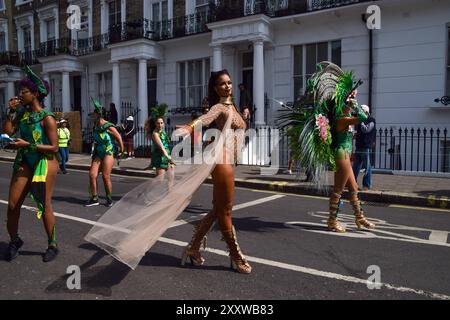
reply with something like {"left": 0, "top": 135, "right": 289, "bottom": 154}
{"left": 278, "top": 61, "right": 363, "bottom": 188}
{"left": 91, "top": 97, "right": 103, "bottom": 115}
{"left": 22, "top": 65, "right": 48, "bottom": 97}
{"left": 150, "top": 103, "right": 168, "bottom": 119}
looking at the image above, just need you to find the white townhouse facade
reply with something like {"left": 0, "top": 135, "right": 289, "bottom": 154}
{"left": 0, "top": 0, "right": 450, "bottom": 169}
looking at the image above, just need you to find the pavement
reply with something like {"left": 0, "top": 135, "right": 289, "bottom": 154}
{"left": 1, "top": 149, "right": 450, "bottom": 210}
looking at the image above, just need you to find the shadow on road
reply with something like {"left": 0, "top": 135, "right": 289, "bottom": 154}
{"left": 45, "top": 243, "right": 131, "bottom": 297}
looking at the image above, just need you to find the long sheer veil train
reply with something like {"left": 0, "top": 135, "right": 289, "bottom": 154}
{"left": 84, "top": 115, "right": 236, "bottom": 269}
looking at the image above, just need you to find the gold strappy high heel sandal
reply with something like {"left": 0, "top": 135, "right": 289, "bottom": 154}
{"left": 181, "top": 211, "right": 216, "bottom": 266}
{"left": 221, "top": 226, "right": 252, "bottom": 274}
{"left": 327, "top": 192, "right": 346, "bottom": 233}
{"left": 350, "top": 194, "right": 375, "bottom": 229}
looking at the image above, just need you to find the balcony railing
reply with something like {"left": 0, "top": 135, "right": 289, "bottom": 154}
{"left": 212, "top": 0, "right": 308, "bottom": 20}
{"left": 0, "top": 51, "right": 21, "bottom": 67}
{"left": 308, "top": 0, "right": 370, "bottom": 11}
{"left": 10, "top": 1, "right": 373, "bottom": 63}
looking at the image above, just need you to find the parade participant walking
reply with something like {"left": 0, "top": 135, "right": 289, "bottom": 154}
{"left": 178, "top": 70, "right": 252, "bottom": 274}
{"left": 149, "top": 116, "right": 175, "bottom": 178}
{"left": 289, "top": 62, "right": 375, "bottom": 233}
{"left": 85, "top": 70, "right": 251, "bottom": 272}
{"left": 2, "top": 66, "right": 60, "bottom": 262}
{"left": 85, "top": 98, "right": 124, "bottom": 207}
{"left": 57, "top": 119, "right": 71, "bottom": 174}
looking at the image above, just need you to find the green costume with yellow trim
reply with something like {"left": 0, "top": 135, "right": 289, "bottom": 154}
{"left": 92, "top": 122, "right": 115, "bottom": 160}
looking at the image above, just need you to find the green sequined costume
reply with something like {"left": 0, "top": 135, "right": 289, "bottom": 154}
{"left": 334, "top": 110, "right": 368, "bottom": 160}
{"left": 13, "top": 109, "right": 57, "bottom": 219}
{"left": 92, "top": 122, "right": 115, "bottom": 160}
{"left": 151, "top": 130, "right": 171, "bottom": 169}
{"left": 280, "top": 61, "right": 367, "bottom": 184}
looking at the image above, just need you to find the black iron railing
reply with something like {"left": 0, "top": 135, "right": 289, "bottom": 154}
{"left": 308, "top": 0, "right": 368, "bottom": 11}
{"left": 375, "top": 127, "right": 449, "bottom": 173}
{"left": 0, "top": 51, "right": 22, "bottom": 66}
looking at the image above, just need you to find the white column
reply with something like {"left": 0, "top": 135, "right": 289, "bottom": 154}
{"left": 62, "top": 71, "right": 71, "bottom": 113}
{"left": 100, "top": 0, "right": 108, "bottom": 34}
{"left": 17, "top": 27, "right": 24, "bottom": 51}
{"left": 138, "top": 59, "right": 148, "bottom": 127}
{"left": 88, "top": 0, "right": 93, "bottom": 38}
{"left": 7, "top": 82, "right": 16, "bottom": 101}
{"left": 42, "top": 73, "right": 52, "bottom": 110}
{"left": 121, "top": 0, "right": 126, "bottom": 37}
{"left": 112, "top": 62, "right": 121, "bottom": 122}
{"left": 1, "top": 21, "right": 9, "bottom": 51}
{"left": 53, "top": 8, "right": 59, "bottom": 40}
{"left": 29, "top": 16, "right": 35, "bottom": 51}
{"left": 143, "top": 0, "right": 149, "bottom": 20}
{"left": 253, "top": 40, "right": 265, "bottom": 126}
{"left": 81, "top": 71, "right": 88, "bottom": 126}
{"left": 212, "top": 45, "right": 223, "bottom": 71}
{"left": 40, "top": 18, "right": 47, "bottom": 44}
{"left": 168, "top": 0, "right": 173, "bottom": 19}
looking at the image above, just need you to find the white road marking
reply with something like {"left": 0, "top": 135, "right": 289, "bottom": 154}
{"left": 429, "top": 231, "right": 449, "bottom": 243}
{"left": 285, "top": 211, "right": 450, "bottom": 248}
{"left": 1, "top": 199, "right": 449, "bottom": 299}
{"left": 168, "top": 195, "right": 285, "bottom": 229}
{"left": 0, "top": 200, "right": 131, "bottom": 234}
{"left": 159, "top": 237, "right": 450, "bottom": 300}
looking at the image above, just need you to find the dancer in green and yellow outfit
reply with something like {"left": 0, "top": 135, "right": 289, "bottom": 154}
{"left": 3, "top": 66, "right": 60, "bottom": 262}
{"left": 85, "top": 98, "right": 124, "bottom": 207}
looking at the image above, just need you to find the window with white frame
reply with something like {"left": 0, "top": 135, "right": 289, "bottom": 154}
{"left": 152, "top": 1, "right": 168, "bottom": 22}
{"left": 293, "top": 40, "right": 341, "bottom": 102}
{"left": 15, "top": 0, "right": 32, "bottom": 6}
{"left": 0, "top": 31, "right": 5, "bottom": 52}
{"left": 0, "top": 0, "right": 6, "bottom": 11}
{"left": 23, "top": 26, "right": 32, "bottom": 51}
{"left": 109, "top": 0, "right": 121, "bottom": 27}
{"left": 77, "top": 7, "right": 89, "bottom": 40}
{"left": 446, "top": 25, "right": 450, "bottom": 96}
{"left": 46, "top": 19, "right": 56, "bottom": 41}
{"left": 179, "top": 58, "right": 210, "bottom": 109}
{"left": 195, "top": 0, "right": 209, "bottom": 15}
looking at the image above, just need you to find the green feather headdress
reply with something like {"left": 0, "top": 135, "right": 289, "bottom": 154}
{"left": 23, "top": 65, "right": 48, "bottom": 96}
{"left": 91, "top": 97, "right": 103, "bottom": 115}
{"left": 150, "top": 103, "right": 168, "bottom": 119}
{"left": 278, "top": 61, "right": 363, "bottom": 189}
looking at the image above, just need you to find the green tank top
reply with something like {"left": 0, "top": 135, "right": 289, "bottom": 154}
{"left": 93, "top": 122, "right": 115, "bottom": 158}
{"left": 15, "top": 109, "right": 55, "bottom": 170}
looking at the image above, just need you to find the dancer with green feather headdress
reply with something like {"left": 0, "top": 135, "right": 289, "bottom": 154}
{"left": 280, "top": 61, "right": 375, "bottom": 233}
{"left": 144, "top": 104, "right": 175, "bottom": 178}
{"left": 2, "top": 65, "right": 60, "bottom": 262}
{"left": 85, "top": 98, "right": 124, "bottom": 208}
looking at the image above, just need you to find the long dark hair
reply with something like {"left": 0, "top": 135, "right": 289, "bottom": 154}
{"left": 208, "top": 69, "right": 231, "bottom": 108}
{"left": 145, "top": 116, "right": 164, "bottom": 137}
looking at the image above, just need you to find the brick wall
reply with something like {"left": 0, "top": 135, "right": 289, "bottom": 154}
{"left": 92, "top": 0, "right": 102, "bottom": 36}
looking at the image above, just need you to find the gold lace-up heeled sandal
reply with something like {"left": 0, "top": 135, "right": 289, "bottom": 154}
{"left": 327, "top": 192, "right": 346, "bottom": 233}
{"left": 221, "top": 226, "right": 252, "bottom": 274}
{"left": 181, "top": 211, "right": 216, "bottom": 266}
{"left": 350, "top": 192, "right": 375, "bottom": 229}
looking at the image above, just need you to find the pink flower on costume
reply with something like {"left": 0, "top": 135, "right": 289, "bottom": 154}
{"left": 315, "top": 114, "right": 330, "bottom": 142}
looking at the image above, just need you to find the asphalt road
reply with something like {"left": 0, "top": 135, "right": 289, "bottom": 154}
{"left": 0, "top": 160, "right": 449, "bottom": 301}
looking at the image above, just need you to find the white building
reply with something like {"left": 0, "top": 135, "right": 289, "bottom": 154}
{"left": 1, "top": 0, "right": 450, "bottom": 170}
